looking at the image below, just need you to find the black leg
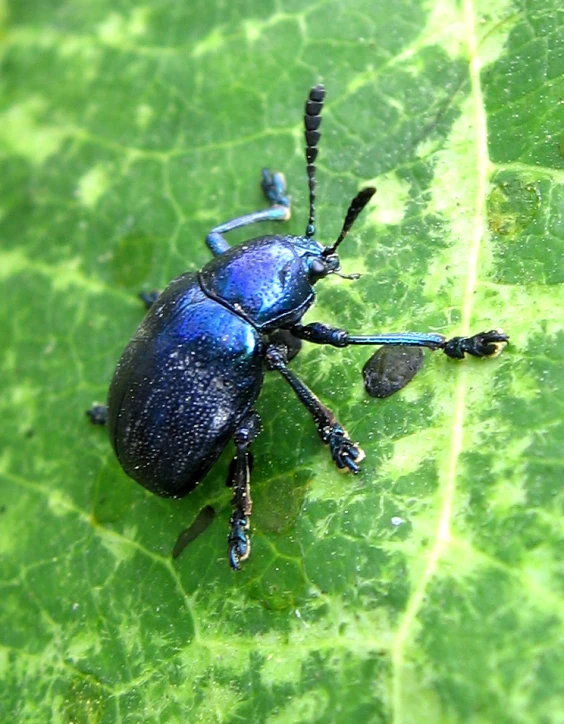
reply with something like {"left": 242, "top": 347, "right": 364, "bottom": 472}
{"left": 227, "top": 411, "right": 261, "bottom": 570}
{"left": 440, "top": 330, "right": 509, "bottom": 359}
{"left": 290, "top": 322, "right": 509, "bottom": 359}
{"left": 267, "top": 328, "right": 303, "bottom": 362}
{"left": 265, "top": 344, "right": 364, "bottom": 473}
{"left": 87, "top": 403, "right": 107, "bottom": 425}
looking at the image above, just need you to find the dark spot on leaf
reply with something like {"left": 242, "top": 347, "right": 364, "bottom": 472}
{"left": 255, "top": 470, "right": 310, "bottom": 535}
{"left": 487, "top": 178, "right": 540, "bottom": 238}
{"left": 172, "top": 505, "right": 215, "bottom": 559}
{"left": 363, "top": 346, "right": 424, "bottom": 398}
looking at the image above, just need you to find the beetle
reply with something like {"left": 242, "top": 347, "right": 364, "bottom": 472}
{"left": 89, "top": 85, "right": 508, "bottom": 570}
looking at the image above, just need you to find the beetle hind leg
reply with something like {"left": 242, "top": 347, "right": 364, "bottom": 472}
{"left": 227, "top": 411, "right": 261, "bottom": 570}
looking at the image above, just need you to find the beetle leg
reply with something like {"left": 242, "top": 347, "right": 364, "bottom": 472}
{"left": 206, "top": 170, "right": 291, "bottom": 256}
{"left": 227, "top": 411, "right": 261, "bottom": 570}
{"left": 265, "top": 345, "right": 364, "bottom": 474}
{"left": 87, "top": 403, "right": 107, "bottom": 425}
{"left": 260, "top": 169, "right": 290, "bottom": 207}
{"left": 266, "top": 328, "right": 303, "bottom": 362}
{"left": 138, "top": 290, "right": 161, "bottom": 310}
{"left": 290, "top": 323, "right": 509, "bottom": 360}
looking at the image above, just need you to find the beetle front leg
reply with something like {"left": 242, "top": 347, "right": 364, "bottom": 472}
{"left": 206, "top": 170, "right": 291, "bottom": 256}
{"left": 227, "top": 411, "right": 261, "bottom": 570}
{"left": 265, "top": 345, "right": 364, "bottom": 473}
{"left": 290, "top": 323, "right": 509, "bottom": 359}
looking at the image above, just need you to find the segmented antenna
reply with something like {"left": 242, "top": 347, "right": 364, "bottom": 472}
{"left": 304, "top": 84, "right": 326, "bottom": 238}
{"left": 323, "top": 187, "right": 376, "bottom": 255}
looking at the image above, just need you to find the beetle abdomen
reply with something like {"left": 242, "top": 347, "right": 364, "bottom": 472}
{"left": 107, "top": 273, "right": 264, "bottom": 497}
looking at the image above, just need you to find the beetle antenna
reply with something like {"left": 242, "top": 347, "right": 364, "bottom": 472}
{"left": 304, "top": 84, "right": 326, "bottom": 238}
{"left": 323, "top": 187, "right": 376, "bottom": 255}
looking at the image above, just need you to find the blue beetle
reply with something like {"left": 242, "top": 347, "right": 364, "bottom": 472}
{"left": 90, "top": 85, "right": 508, "bottom": 569}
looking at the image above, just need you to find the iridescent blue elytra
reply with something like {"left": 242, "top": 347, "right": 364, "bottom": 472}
{"left": 108, "top": 272, "right": 263, "bottom": 498}
{"left": 91, "top": 85, "right": 508, "bottom": 570}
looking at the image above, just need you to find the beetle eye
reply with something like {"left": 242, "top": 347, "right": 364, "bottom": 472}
{"left": 310, "top": 258, "right": 327, "bottom": 277}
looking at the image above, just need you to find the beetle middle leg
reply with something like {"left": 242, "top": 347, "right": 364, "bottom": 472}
{"left": 206, "top": 169, "right": 291, "bottom": 256}
{"left": 265, "top": 344, "right": 364, "bottom": 474}
{"left": 227, "top": 410, "right": 261, "bottom": 570}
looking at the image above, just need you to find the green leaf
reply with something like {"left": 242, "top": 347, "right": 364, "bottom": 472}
{"left": 1, "top": 0, "right": 563, "bottom": 721}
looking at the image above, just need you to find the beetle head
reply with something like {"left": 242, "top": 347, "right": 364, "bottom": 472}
{"left": 291, "top": 186, "right": 376, "bottom": 284}
{"left": 290, "top": 234, "right": 361, "bottom": 285}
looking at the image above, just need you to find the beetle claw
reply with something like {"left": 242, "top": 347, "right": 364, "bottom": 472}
{"left": 228, "top": 511, "right": 251, "bottom": 571}
{"left": 326, "top": 424, "right": 365, "bottom": 474}
{"left": 342, "top": 452, "right": 361, "bottom": 474}
{"left": 442, "top": 329, "right": 509, "bottom": 359}
{"left": 87, "top": 403, "right": 107, "bottom": 426}
{"left": 261, "top": 168, "right": 290, "bottom": 208}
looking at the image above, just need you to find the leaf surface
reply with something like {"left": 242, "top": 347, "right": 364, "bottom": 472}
{"left": 1, "top": 0, "right": 563, "bottom": 721}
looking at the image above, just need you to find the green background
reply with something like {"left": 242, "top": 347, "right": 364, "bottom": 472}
{"left": 1, "top": 0, "right": 563, "bottom": 721}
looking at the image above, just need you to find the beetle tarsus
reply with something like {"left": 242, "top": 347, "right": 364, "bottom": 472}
{"left": 228, "top": 509, "right": 250, "bottom": 571}
{"left": 441, "top": 329, "right": 509, "bottom": 359}
{"left": 324, "top": 424, "right": 364, "bottom": 474}
{"left": 87, "top": 403, "right": 107, "bottom": 426}
{"left": 261, "top": 168, "right": 290, "bottom": 209}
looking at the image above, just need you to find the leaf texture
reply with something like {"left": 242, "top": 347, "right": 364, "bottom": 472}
{"left": 1, "top": 0, "right": 563, "bottom": 721}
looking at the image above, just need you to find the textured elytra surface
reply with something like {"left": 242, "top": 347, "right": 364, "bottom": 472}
{"left": 1, "top": 0, "right": 563, "bottom": 721}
